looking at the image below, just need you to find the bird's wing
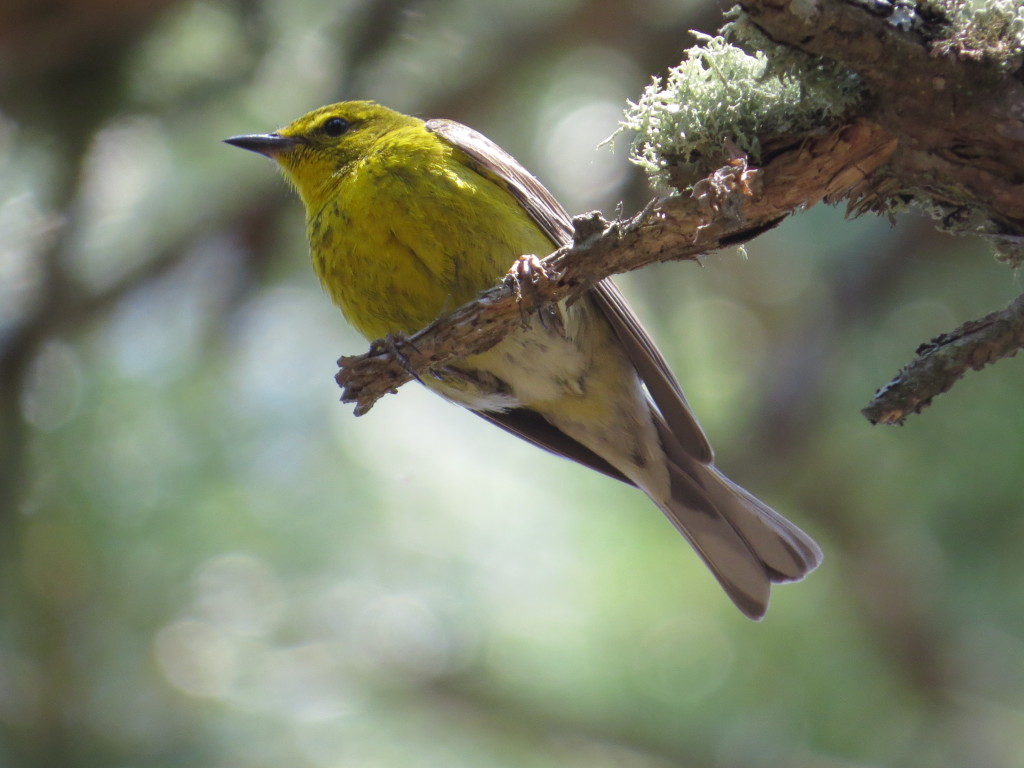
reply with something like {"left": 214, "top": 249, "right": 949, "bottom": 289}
{"left": 474, "top": 407, "right": 634, "bottom": 486}
{"left": 426, "top": 119, "right": 574, "bottom": 245}
{"left": 588, "top": 281, "right": 713, "bottom": 463}
{"left": 426, "top": 118, "right": 714, "bottom": 465}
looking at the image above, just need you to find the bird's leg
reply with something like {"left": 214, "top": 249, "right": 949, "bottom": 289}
{"left": 503, "top": 254, "right": 563, "bottom": 334}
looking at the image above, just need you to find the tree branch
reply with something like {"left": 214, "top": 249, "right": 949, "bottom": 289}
{"left": 733, "top": 0, "right": 1024, "bottom": 421}
{"left": 341, "top": 0, "right": 1024, "bottom": 422}
{"left": 336, "top": 119, "right": 896, "bottom": 415}
{"left": 863, "top": 292, "right": 1024, "bottom": 425}
{"left": 741, "top": 0, "right": 1024, "bottom": 233}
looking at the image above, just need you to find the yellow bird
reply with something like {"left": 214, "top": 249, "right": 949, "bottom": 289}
{"left": 226, "top": 101, "right": 821, "bottom": 619}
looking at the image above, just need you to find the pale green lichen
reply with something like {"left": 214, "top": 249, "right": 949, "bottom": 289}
{"left": 621, "top": 33, "right": 861, "bottom": 187}
{"left": 930, "top": 0, "right": 1024, "bottom": 63}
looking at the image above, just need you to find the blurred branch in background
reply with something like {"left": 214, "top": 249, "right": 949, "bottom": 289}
{"left": 0, "top": 0, "right": 181, "bottom": 509}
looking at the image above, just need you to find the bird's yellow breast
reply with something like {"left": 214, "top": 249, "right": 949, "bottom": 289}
{"left": 306, "top": 126, "right": 553, "bottom": 341}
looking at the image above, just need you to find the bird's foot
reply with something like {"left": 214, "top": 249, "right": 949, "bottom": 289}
{"left": 368, "top": 332, "right": 423, "bottom": 383}
{"left": 503, "top": 254, "right": 562, "bottom": 333}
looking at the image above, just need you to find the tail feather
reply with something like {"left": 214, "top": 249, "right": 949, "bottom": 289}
{"left": 649, "top": 416, "right": 821, "bottom": 618}
{"left": 700, "top": 465, "right": 823, "bottom": 583}
{"left": 659, "top": 463, "right": 770, "bottom": 619}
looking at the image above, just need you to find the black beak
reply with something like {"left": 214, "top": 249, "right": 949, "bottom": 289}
{"left": 223, "top": 132, "right": 301, "bottom": 157}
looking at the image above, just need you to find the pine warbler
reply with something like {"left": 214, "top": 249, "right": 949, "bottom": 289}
{"left": 226, "top": 101, "right": 821, "bottom": 618}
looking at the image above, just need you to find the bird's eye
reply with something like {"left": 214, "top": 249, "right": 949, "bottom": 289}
{"left": 322, "top": 117, "right": 350, "bottom": 137}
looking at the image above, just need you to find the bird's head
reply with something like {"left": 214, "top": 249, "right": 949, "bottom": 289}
{"left": 225, "top": 101, "right": 422, "bottom": 212}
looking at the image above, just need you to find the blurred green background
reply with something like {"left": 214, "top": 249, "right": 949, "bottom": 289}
{"left": 3, "top": 0, "right": 1024, "bottom": 766}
